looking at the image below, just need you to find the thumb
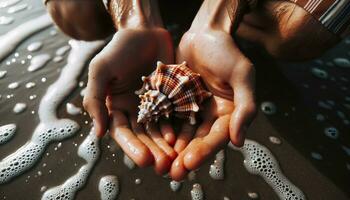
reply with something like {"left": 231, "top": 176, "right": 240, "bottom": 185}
{"left": 229, "top": 59, "right": 256, "bottom": 147}
{"left": 83, "top": 59, "right": 110, "bottom": 137}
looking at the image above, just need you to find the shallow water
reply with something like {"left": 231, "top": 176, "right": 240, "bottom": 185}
{"left": 0, "top": 1, "right": 349, "bottom": 200}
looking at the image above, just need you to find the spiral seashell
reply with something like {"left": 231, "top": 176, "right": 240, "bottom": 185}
{"left": 136, "top": 61, "right": 212, "bottom": 124}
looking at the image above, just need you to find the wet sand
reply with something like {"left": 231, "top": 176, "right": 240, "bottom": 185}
{"left": 0, "top": 1, "right": 349, "bottom": 200}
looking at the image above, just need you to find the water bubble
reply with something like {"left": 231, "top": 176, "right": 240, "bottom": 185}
{"left": 261, "top": 102, "right": 277, "bottom": 115}
{"left": 324, "top": 127, "right": 339, "bottom": 139}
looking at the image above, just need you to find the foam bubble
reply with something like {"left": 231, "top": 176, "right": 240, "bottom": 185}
{"left": 0, "top": 16, "right": 14, "bottom": 25}
{"left": 311, "top": 67, "right": 328, "bottom": 79}
{"left": 190, "top": 183, "right": 204, "bottom": 200}
{"left": 229, "top": 140, "right": 306, "bottom": 200}
{"left": 56, "top": 45, "right": 71, "bottom": 56}
{"left": 0, "top": 40, "right": 105, "bottom": 184}
{"left": 0, "top": 0, "right": 21, "bottom": 8}
{"left": 0, "top": 14, "right": 52, "bottom": 61}
{"left": 98, "top": 175, "right": 119, "bottom": 200}
{"left": 27, "top": 54, "right": 51, "bottom": 72}
{"left": 8, "top": 82, "right": 19, "bottom": 89}
{"left": 334, "top": 58, "right": 350, "bottom": 68}
{"left": 247, "top": 192, "right": 259, "bottom": 199}
{"left": 318, "top": 101, "right": 333, "bottom": 110}
{"left": 0, "top": 70, "right": 7, "bottom": 79}
{"left": 341, "top": 145, "right": 350, "bottom": 156}
{"left": 13, "top": 103, "right": 26, "bottom": 114}
{"left": 66, "top": 103, "right": 82, "bottom": 115}
{"left": 80, "top": 87, "right": 87, "bottom": 97}
{"left": 261, "top": 102, "right": 277, "bottom": 115}
{"left": 169, "top": 180, "right": 181, "bottom": 192}
{"left": 0, "top": 124, "right": 16, "bottom": 144}
{"left": 7, "top": 3, "right": 27, "bottom": 14}
{"left": 324, "top": 127, "right": 339, "bottom": 139}
{"left": 209, "top": 150, "right": 225, "bottom": 180}
{"left": 27, "top": 41, "right": 43, "bottom": 52}
{"left": 123, "top": 154, "right": 135, "bottom": 169}
{"left": 42, "top": 128, "right": 100, "bottom": 200}
{"left": 25, "top": 82, "right": 36, "bottom": 89}
{"left": 53, "top": 56, "right": 63, "bottom": 63}
{"left": 268, "top": 136, "right": 282, "bottom": 145}
{"left": 311, "top": 152, "right": 323, "bottom": 160}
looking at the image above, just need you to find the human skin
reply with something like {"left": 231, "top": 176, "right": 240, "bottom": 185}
{"left": 48, "top": 0, "right": 182, "bottom": 175}
{"left": 169, "top": 0, "right": 338, "bottom": 180}
{"left": 46, "top": 0, "right": 340, "bottom": 180}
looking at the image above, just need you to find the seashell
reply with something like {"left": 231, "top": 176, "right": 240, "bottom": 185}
{"left": 136, "top": 61, "right": 212, "bottom": 125}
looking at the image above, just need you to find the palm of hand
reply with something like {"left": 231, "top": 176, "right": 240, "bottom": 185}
{"left": 84, "top": 27, "right": 180, "bottom": 175}
{"left": 169, "top": 28, "right": 256, "bottom": 180}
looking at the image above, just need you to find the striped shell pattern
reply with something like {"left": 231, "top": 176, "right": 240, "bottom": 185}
{"left": 136, "top": 61, "right": 212, "bottom": 124}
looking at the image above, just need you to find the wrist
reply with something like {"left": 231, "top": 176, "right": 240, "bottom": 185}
{"left": 190, "top": 0, "right": 249, "bottom": 34}
{"left": 108, "top": 0, "right": 163, "bottom": 30}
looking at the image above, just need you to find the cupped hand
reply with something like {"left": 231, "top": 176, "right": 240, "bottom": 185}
{"left": 170, "top": 26, "right": 256, "bottom": 180}
{"left": 83, "top": 27, "right": 178, "bottom": 174}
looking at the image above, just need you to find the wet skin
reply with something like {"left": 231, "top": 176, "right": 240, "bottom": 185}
{"left": 46, "top": 0, "right": 340, "bottom": 180}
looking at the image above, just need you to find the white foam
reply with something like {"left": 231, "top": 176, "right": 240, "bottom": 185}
{"left": 334, "top": 58, "right": 350, "bottom": 68}
{"left": 8, "top": 82, "right": 19, "bottom": 89}
{"left": 190, "top": 183, "right": 204, "bottom": 200}
{"left": 247, "top": 192, "right": 259, "bottom": 199}
{"left": 341, "top": 145, "right": 350, "bottom": 156}
{"left": 27, "top": 54, "right": 51, "bottom": 72}
{"left": 27, "top": 41, "right": 43, "bottom": 52}
{"left": 13, "top": 103, "right": 26, "bottom": 114}
{"left": 229, "top": 140, "right": 306, "bottom": 200}
{"left": 0, "top": 0, "right": 21, "bottom": 8}
{"left": 42, "top": 128, "right": 100, "bottom": 200}
{"left": 269, "top": 136, "right": 282, "bottom": 145}
{"left": 0, "top": 124, "right": 16, "bottom": 144}
{"left": 311, "top": 67, "right": 328, "bottom": 79}
{"left": 56, "top": 45, "right": 71, "bottom": 56}
{"left": 53, "top": 56, "right": 63, "bottom": 63}
{"left": 0, "top": 16, "right": 14, "bottom": 25}
{"left": 80, "top": 87, "right": 87, "bottom": 97}
{"left": 0, "top": 70, "right": 7, "bottom": 79}
{"left": 123, "top": 154, "right": 135, "bottom": 169}
{"left": 209, "top": 149, "right": 225, "bottom": 180}
{"left": 135, "top": 178, "right": 142, "bottom": 185}
{"left": 261, "top": 102, "right": 277, "bottom": 115}
{"left": 0, "top": 14, "right": 52, "bottom": 61}
{"left": 98, "top": 175, "right": 119, "bottom": 200}
{"left": 7, "top": 3, "right": 27, "bottom": 14}
{"left": 0, "top": 40, "right": 105, "bottom": 184}
{"left": 310, "top": 152, "right": 323, "bottom": 160}
{"left": 169, "top": 180, "right": 181, "bottom": 192}
{"left": 324, "top": 127, "right": 339, "bottom": 139}
{"left": 25, "top": 82, "right": 36, "bottom": 89}
{"left": 66, "top": 103, "right": 82, "bottom": 115}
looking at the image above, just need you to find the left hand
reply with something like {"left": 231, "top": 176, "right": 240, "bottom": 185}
{"left": 170, "top": 25, "right": 256, "bottom": 180}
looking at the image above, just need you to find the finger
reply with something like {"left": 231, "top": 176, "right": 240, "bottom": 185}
{"left": 109, "top": 110, "right": 153, "bottom": 168}
{"left": 183, "top": 115, "right": 231, "bottom": 170}
{"left": 229, "top": 60, "right": 256, "bottom": 147}
{"left": 174, "top": 123, "right": 195, "bottom": 153}
{"left": 83, "top": 58, "right": 110, "bottom": 137}
{"left": 159, "top": 119, "right": 176, "bottom": 146}
{"left": 145, "top": 122, "right": 178, "bottom": 160}
{"left": 194, "top": 120, "right": 214, "bottom": 138}
{"left": 130, "top": 119, "right": 172, "bottom": 175}
{"left": 169, "top": 151, "right": 188, "bottom": 181}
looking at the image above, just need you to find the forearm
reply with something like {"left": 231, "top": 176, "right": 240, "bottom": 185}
{"left": 45, "top": 0, "right": 113, "bottom": 41}
{"left": 190, "top": 0, "right": 250, "bottom": 33}
{"left": 107, "top": 0, "right": 163, "bottom": 30}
